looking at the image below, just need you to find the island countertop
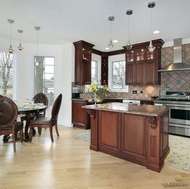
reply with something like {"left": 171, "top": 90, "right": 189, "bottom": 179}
{"left": 82, "top": 102, "right": 168, "bottom": 117}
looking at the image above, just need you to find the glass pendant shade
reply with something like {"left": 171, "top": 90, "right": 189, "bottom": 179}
{"left": 108, "top": 39, "right": 114, "bottom": 49}
{"left": 126, "top": 40, "right": 133, "bottom": 50}
{"left": 8, "top": 45, "right": 13, "bottom": 54}
{"left": 148, "top": 40, "right": 155, "bottom": 52}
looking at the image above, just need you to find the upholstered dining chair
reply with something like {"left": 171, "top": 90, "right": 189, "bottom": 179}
{"left": 0, "top": 96, "right": 23, "bottom": 152}
{"left": 29, "top": 93, "right": 62, "bottom": 142}
{"left": 33, "top": 92, "right": 49, "bottom": 117}
{"left": 21, "top": 92, "right": 48, "bottom": 135}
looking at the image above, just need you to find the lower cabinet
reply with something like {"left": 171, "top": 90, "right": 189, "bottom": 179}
{"left": 72, "top": 99, "right": 90, "bottom": 129}
{"left": 72, "top": 98, "right": 123, "bottom": 129}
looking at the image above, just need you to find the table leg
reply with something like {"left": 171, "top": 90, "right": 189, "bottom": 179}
{"left": 23, "top": 113, "right": 36, "bottom": 142}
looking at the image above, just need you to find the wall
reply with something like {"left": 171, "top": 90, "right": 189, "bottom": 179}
{"left": 0, "top": 36, "right": 74, "bottom": 127}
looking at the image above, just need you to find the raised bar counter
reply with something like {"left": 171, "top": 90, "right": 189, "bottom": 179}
{"left": 82, "top": 103, "right": 170, "bottom": 172}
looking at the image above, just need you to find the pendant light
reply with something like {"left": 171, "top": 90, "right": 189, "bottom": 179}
{"left": 105, "top": 16, "right": 118, "bottom": 50}
{"left": 7, "top": 19, "right": 14, "bottom": 54}
{"left": 17, "top": 29, "right": 23, "bottom": 51}
{"left": 35, "top": 26, "right": 40, "bottom": 66}
{"left": 148, "top": 1, "right": 156, "bottom": 52}
{"left": 126, "top": 9, "right": 133, "bottom": 50}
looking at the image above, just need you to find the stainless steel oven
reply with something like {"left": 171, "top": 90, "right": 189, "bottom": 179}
{"left": 169, "top": 105, "right": 190, "bottom": 136}
{"left": 154, "top": 90, "right": 190, "bottom": 137}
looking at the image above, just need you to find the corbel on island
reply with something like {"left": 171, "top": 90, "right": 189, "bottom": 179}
{"left": 82, "top": 102, "right": 170, "bottom": 172}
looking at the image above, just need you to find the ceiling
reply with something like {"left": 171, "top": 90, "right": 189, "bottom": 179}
{"left": 1, "top": 0, "right": 190, "bottom": 51}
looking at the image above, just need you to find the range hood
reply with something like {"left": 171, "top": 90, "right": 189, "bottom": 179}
{"left": 158, "top": 38, "right": 190, "bottom": 72}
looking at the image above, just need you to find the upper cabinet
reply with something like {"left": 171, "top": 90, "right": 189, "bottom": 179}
{"left": 124, "top": 39, "right": 164, "bottom": 85}
{"left": 73, "top": 40, "right": 94, "bottom": 84}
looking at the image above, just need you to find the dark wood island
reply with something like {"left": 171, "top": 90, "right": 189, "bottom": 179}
{"left": 82, "top": 102, "right": 170, "bottom": 172}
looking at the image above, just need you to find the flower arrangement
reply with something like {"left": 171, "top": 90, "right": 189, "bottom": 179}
{"left": 88, "top": 80, "right": 110, "bottom": 98}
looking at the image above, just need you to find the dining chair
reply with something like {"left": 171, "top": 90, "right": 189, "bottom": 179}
{"left": 33, "top": 92, "right": 49, "bottom": 117}
{"left": 29, "top": 93, "right": 62, "bottom": 142}
{"left": 21, "top": 92, "right": 48, "bottom": 135}
{"left": 0, "top": 96, "right": 23, "bottom": 152}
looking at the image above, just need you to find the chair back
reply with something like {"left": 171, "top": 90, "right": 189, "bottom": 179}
{"left": 0, "top": 96, "right": 18, "bottom": 127}
{"left": 51, "top": 94, "right": 62, "bottom": 124}
{"left": 33, "top": 92, "right": 48, "bottom": 106}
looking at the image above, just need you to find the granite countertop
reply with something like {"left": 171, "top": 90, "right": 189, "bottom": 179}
{"left": 82, "top": 102, "right": 168, "bottom": 117}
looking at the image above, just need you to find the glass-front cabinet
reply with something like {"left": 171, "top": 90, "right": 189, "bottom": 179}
{"left": 124, "top": 39, "right": 164, "bottom": 85}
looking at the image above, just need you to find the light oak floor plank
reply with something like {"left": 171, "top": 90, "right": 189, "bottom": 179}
{"left": 0, "top": 126, "right": 190, "bottom": 189}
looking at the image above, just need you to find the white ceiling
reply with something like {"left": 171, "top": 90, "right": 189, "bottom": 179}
{"left": 1, "top": 0, "right": 190, "bottom": 51}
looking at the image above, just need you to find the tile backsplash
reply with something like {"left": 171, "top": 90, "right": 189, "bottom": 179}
{"left": 80, "top": 43, "right": 190, "bottom": 100}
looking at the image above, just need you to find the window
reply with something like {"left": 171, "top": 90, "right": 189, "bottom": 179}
{"left": 91, "top": 60, "right": 98, "bottom": 82}
{"left": 108, "top": 54, "right": 128, "bottom": 92}
{"left": 112, "top": 60, "right": 126, "bottom": 89}
{"left": 34, "top": 56, "right": 54, "bottom": 106}
{"left": 0, "top": 52, "right": 13, "bottom": 98}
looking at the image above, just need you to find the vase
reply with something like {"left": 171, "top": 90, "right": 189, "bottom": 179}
{"left": 93, "top": 93, "right": 98, "bottom": 107}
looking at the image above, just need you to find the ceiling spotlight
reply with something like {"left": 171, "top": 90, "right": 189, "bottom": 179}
{"left": 153, "top": 30, "right": 160, "bottom": 34}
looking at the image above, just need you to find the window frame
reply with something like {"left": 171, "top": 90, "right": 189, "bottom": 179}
{"left": 34, "top": 56, "right": 55, "bottom": 106}
{"left": 91, "top": 60, "right": 98, "bottom": 83}
{"left": 108, "top": 54, "right": 129, "bottom": 92}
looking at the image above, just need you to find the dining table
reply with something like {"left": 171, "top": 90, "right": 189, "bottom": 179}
{"left": 2, "top": 103, "right": 47, "bottom": 143}
{"left": 17, "top": 103, "right": 47, "bottom": 141}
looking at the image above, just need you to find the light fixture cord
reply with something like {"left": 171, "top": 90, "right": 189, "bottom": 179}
{"left": 20, "top": 32, "right": 21, "bottom": 43}
{"left": 110, "top": 20, "right": 112, "bottom": 41}
{"left": 10, "top": 22, "right": 12, "bottom": 45}
{"left": 127, "top": 15, "right": 130, "bottom": 41}
{"left": 37, "top": 29, "right": 38, "bottom": 57}
{"left": 150, "top": 8, "right": 153, "bottom": 35}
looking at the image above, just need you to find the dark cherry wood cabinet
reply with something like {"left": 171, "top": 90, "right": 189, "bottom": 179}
{"left": 124, "top": 39, "right": 164, "bottom": 85}
{"left": 73, "top": 40, "right": 94, "bottom": 84}
{"left": 86, "top": 107, "right": 169, "bottom": 172}
{"left": 72, "top": 99, "right": 90, "bottom": 129}
{"left": 101, "top": 55, "right": 108, "bottom": 85}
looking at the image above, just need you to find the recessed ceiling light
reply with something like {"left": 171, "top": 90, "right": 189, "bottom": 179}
{"left": 105, "top": 47, "right": 110, "bottom": 50}
{"left": 153, "top": 30, "right": 160, "bottom": 34}
{"left": 113, "top": 40, "right": 118, "bottom": 43}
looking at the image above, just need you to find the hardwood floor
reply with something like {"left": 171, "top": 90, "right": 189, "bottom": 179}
{"left": 0, "top": 126, "right": 190, "bottom": 189}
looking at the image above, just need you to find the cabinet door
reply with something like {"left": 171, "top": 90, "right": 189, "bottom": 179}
{"left": 72, "top": 100, "right": 90, "bottom": 129}
{"left": 146, "top": 61, "right": 155, "bottom": 84}
{"left": 136, "top": 61, "right": 145, "bottom": 84}
{"left": 126, "top": 62, "right": 134, "bottom": 84}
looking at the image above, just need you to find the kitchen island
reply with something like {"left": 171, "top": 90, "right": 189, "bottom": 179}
{"left": 82, "top": 102, "right": 170, "bottom": 172}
